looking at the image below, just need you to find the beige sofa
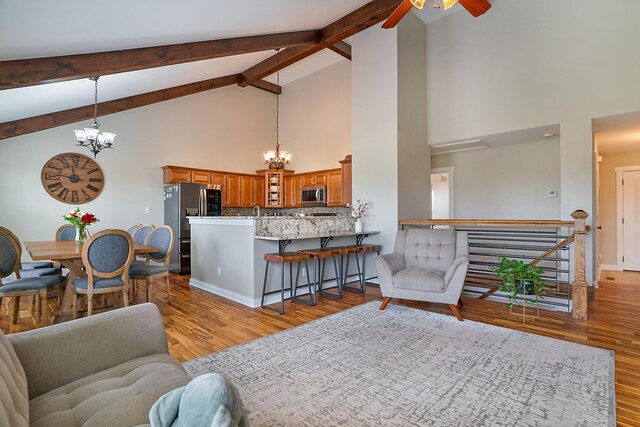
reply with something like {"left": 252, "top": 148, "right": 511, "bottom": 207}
{"left": 0, "top": 303, "right": 191, "bottom": 427}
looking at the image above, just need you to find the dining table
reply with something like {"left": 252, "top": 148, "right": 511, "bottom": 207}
{"left": 24, "top": 240, "right": 157, "bottom": 316}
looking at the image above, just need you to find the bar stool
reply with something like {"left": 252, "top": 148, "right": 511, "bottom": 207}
{"left": 333, "top": 246, "right": 366, "bottom": 293}
{"left": 358, "top": 244, "right": 382, "bottom": 288}
{"left": 299, "top": 248, "right": 342, "bottom": 300}
{"left": 261, "top": 252, "right": 312, "bottom": 314}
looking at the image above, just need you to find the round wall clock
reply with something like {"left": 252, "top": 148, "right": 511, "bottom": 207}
{"left": 40, "top": 152, "right": 105, "bottom": 204}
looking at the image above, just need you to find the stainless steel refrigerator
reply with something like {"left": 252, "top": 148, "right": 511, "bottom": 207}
{"left": 164, "top": 183, "right": 221, "bottom": 274}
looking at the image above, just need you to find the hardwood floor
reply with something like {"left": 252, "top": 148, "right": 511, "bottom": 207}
{"left": 2, "top": 274, "right": 640, "bottom": 426}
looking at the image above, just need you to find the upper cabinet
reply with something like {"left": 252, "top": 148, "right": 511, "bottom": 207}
{"left": 162, "top": 156, "right": 351, "bottom": 209}
{"left": 327, "top": 170, "right": 343, "bottom": 206}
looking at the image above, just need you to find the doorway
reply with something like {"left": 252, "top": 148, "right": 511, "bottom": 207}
{"left": 617, "top": 168, "right": 640, "bottom": 271}
{"left": 431, "top": 167, "right": 454, "bottom": 220}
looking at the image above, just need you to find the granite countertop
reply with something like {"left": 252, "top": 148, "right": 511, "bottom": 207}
{"left": 254, "top": 230, "right": 380, "bottom": 241}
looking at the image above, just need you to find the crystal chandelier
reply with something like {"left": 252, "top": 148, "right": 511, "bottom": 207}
{"left": 73, "top": 77, "right": 116, "bottom": 158}
{"left": 263, "top": 48, "right": 291, "bottom": 169}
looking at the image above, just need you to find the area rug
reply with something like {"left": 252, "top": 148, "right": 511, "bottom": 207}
{"left": 183, "top": 302, "right": 615, "bottom": 426}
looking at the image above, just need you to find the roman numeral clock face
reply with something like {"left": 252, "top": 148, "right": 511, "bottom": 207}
{"left": 40, "top": 153, "right": 104, "bottom": 204}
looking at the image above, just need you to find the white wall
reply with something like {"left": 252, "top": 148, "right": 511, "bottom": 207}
{"left": 425, "top": 0, "right": 640, "bottom": 282}
{"left": 279, "top": 60, "right": 352, "bottom": 172}
{"left": 0, "top": 85, "right": 275, "bottom": 248}
{"left": 351, "top": 26, "right": 399, "bottom": 254}
{"left": 431, "top": 139, "right": 561, "bottom": 219}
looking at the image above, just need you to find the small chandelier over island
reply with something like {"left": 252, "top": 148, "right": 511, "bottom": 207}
{"left": 262, "top": 47, "right": 292, "bottom": 170}
{"left": 73, "top": 76, "right": 116, "bottom": 158}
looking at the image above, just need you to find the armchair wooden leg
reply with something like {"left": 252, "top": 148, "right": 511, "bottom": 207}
{"left": 379, "top": 297, "right": 392, "bottom": 310}
{"left": 457, "top": 297, "right": 464, "bottom": 309}
{"left": 11, "top": 296, "right": 20, "bottom": 324}
{"left": 449, "top": 304, "right": 463, "bottom": 321}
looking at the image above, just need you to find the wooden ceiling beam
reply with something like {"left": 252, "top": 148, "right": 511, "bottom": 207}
{"left": 327, "top": 41, "right": 352, "bottom": 60}
{"left": 0, "top": 74, "right": 241, "bottom": 140}
{"left": 249, "top": 80, "right": 282, "bottom": 95}
{"left": 0, "top": 30, "right": 322, "bottom": 91}
{"left": 237, "top": 0, "right": 402, "bottom": 87}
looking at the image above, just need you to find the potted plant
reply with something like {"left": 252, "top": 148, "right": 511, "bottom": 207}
{"left": 349, "top": 199, "right": 369, "bottom": 233}
{"left": 492, "top": 256, "right": 548, "bottom": 321}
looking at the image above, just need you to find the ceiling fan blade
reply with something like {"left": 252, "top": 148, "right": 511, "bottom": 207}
{"left": 382, "top": 0, "right": 414, "bottom": 29}
{"left": 458, "top": 0, "right": 491, "bottom": 17}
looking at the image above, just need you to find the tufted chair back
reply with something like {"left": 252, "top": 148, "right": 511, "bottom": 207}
{"left": 396, "top": 229, "right": 466, "bottom": 271}
{"left": 146, "top": 226, "right": 174, "bottom": 264}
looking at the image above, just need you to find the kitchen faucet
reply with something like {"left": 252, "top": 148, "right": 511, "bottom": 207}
{"left": 253, "top": 205, "right": 260, "bottom": 218}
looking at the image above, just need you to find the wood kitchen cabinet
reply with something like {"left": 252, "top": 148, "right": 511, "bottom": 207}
{"left": 302, "top": 173, "right": 326, "bottom": 187}
{"left": 240, "top": 176, "right": 253, "bottom": 207}
{"left": 191, "top": 170, "right": 211, "bottom": 185}
{"left": 327, "top": 169, "right": 343, "bottom": 206}
{"left": 225, "top": 175, "right": 241, "bottom": 207}
{"left": 253, "top": 176, "right": 265, "bottom": 208}
{"left": 284, "top": 176, "right": 295, "bottom": 207}
{"left": 162, "top": 166, "right": 192, "bottom": 184}
{"left": 294, "top": 176, "right": 304, "bottom": 206}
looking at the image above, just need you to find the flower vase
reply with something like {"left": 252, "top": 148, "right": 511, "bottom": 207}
{"left": 75, "top": 225, "right": 86, "bottom": 245}
{"left": 355, "top": 218, "right": 363, "bottom": 233}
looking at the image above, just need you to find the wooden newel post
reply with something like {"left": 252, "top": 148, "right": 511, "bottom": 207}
{"left": 571, "top": 209, "right": 589, "bottom": 320}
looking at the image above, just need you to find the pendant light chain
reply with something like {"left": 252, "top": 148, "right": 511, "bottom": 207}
{"left": 276, "top": 48, "right": 280, "bottom": 152}
{"left": 93, "top": 77, "right": 99, "bottom": 127}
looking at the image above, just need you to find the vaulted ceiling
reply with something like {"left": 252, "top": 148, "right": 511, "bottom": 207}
{"left": 0, "top": 0, "right": 465, "bottom": 134}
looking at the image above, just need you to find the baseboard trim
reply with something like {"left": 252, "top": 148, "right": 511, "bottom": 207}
{"left": 600, "top": 264, "right": 622, "bottom": 272}
{"left": 189, "top": 278, "right": 257, "bottom": 308}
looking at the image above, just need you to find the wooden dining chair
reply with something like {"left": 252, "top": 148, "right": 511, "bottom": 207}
{"left": 129, "top": 226, "right": 174, "bottom": 303}
{"left": 55, "top": 224, "right": 91, "bottom": 241}
{"left": 126, "top": 224, "right": 142, "bottom": 236}
{"left": 71, "top": 229, "right": 135, "bottom": 319}
{"left": 132, "top": 224, "right": 155, "bottom": 262}
{"left": 0, "top": 227, "right": 66, "bottom": 328}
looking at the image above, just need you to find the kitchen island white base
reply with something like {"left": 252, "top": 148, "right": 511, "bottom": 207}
{"left": 189, "top": 217, "right": 380, "bottom": 308}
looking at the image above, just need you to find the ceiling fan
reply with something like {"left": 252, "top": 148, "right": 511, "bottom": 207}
{"left": 382, "top": 0, "right": 491, "bottom": 29}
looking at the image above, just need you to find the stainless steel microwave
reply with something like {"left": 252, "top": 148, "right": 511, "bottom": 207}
{"left": 301, "top": 186, "right": 327, "bottom": 207}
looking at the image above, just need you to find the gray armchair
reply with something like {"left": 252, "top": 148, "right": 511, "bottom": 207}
{"left": 374, "top": 229, "right": 469, "bottom": 320}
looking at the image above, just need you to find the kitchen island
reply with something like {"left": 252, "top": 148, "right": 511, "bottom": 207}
{"left": 188, "top": 215, "right": 379, "bottom": 308}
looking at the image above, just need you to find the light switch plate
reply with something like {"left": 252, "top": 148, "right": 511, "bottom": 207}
{"left": 144, "top": 206, "right": 150, "bottom": 214}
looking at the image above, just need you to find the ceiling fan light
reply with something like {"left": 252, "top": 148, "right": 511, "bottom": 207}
{"left": 410, "top": 0, "right": 426, "bottom": 9}
{"left": 443, "top": 0, "right": 459, "bottom": 9}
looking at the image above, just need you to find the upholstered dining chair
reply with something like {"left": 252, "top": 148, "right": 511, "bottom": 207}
{"left": 132, "top": 224, "right": 154, "bottom": 261}
{"left": 55, "top": 224, "right": 91, "bottom": 241}
{"left": 0, "top": 227, "right": 60, "bottom": 278}
{"left": 126, "top": 224, "right": 142, "bottom": 236}
{"left": 374, "top": 228, "right": 469, "bottom": 321}
{"left": 0, "top": 227, "right": 66, "bottom": 327}
{"left": 129, "top": 225, "right": 174, "bottom": 303}
{"left": 71, "top": 229, "right": 135, "bottom": 319}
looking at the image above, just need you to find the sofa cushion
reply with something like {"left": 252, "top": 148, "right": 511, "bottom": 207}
{"left": 403, "top": 229, "right": 456, "bottom": 271}
{"left": 30, "top": 353, "right": 190, "bottom": 427}
{"left": 0, "top": 329, "right": 29, "bottom": 427}
{"left": 393, "top": 269, "right": 446, "bottom": 292}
